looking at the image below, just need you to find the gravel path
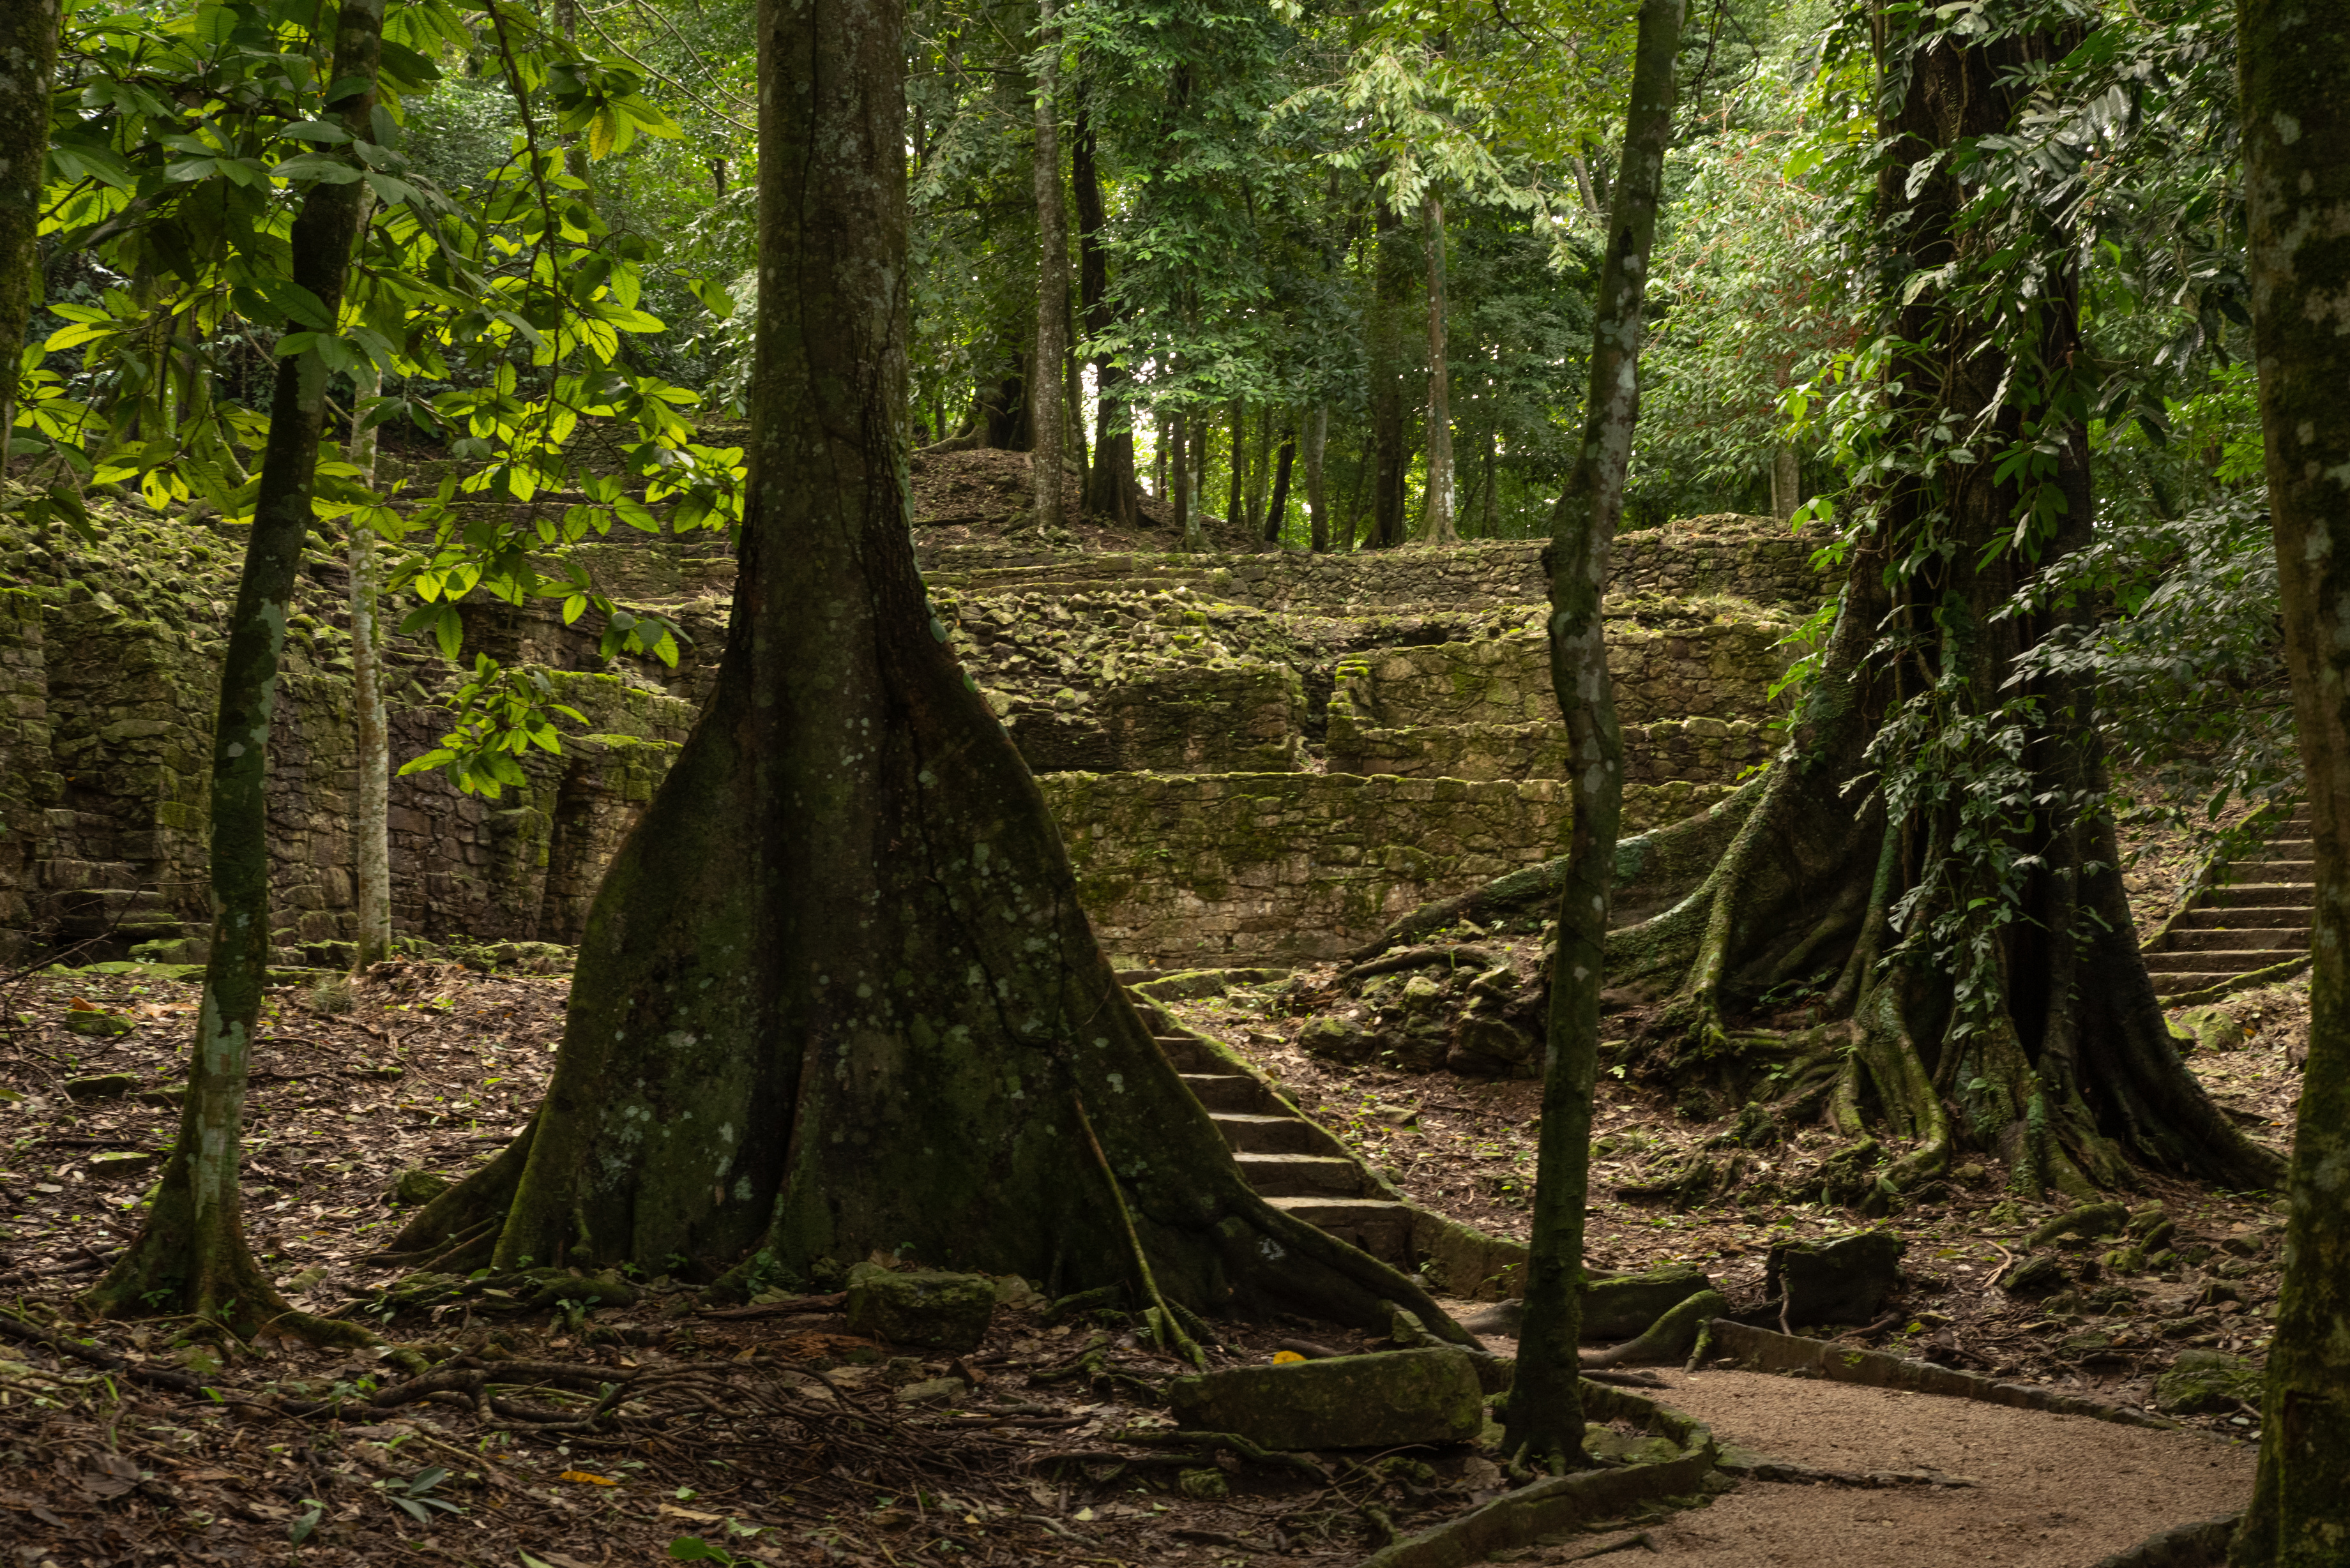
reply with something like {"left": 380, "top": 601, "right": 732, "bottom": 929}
{"left": 1632, "top": 1369, "right": 2255, "bottom": 1567}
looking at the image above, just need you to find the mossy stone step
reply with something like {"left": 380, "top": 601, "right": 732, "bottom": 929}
{"left": 1264, "top": 1195, "right": 1414, "bottom": 1262}
{"left": 2162, "top": 927, "right": 2314, "bottom": 952}
{"left": 2174, "top": 905, "right": 2311, "bottom": 931}
{"left": 1234, "top": 1152, "right": 1367, "bottom": 1198}
{"left": 1213, "top": 1112, "right": 1346, "bottom": 1156}
{"left": 2197, "top": 882, "right": 2315, "bottom": 908}
{"left": 1155, "top": 1034, "right": 1223, "bottom": 1073}
{"left": 1179, "top": 1072, "right": 1280, "bottom": 1113}
{"left": 2144, "top": 949, "right": 2305, "bottom": 974}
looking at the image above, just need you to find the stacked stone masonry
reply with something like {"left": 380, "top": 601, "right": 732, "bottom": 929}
{"left": 0, "top": 471, "right": 1827, "bottom": 965}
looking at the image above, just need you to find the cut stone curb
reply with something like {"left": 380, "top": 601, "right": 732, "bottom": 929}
{"left": 1166, "top": 1346, "right": 1484, "bottom": 1450}
{"left": 1358, "top": 1382, "right": 1716, "bottom": 1568}
{"left": 1704, "top": 1318, "right": 2176, "bottom": 1429}
{"left": 1456, "top": 1262, "right": 1714, "bottom": 1339}
{"left": 2085, "top": 1511, "right": 2241, "bottom": 1568}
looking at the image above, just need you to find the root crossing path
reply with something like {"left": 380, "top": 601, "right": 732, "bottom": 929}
{"left": 1630, "top": 1370, "right": 2253, "bottom": 1566}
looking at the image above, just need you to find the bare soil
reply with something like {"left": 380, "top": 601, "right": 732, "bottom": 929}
{"left": 0, "top": 926, "right": 2304, "bottom": 1565}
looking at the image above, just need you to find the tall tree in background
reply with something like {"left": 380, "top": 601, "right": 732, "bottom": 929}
{"left": 1030, "top": 0, "right": 1067, "bottom": 528}
{"left": 384, "top": 0, "right": 1474, "bottom": 1346}
{"left": 1072, "top": 87, "right": 1138, "bottom": 525}
{"left": 1421, "top": 190, "right": 1458, "bottom": 543}
{"left": 2233, "top": 0, "right": 2350, "bottom": 1557}
{"left": 1368, "top": 204, "right": 1411, "bottom": 547}
{"left": 0, "top": 0, "right": 59, "bottom": 469}
{"left": 87, "top": 0, "right": 388, "bottom": 1339}
{"left": 1504, "top": 0, "right": 1683, "bottom": 1470}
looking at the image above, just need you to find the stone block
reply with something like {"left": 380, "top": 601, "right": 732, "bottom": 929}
{"left": 1765, "top": 1230, "right": 1906, "bottom": 1326}
{"left": 845, "top": 1262, "right": 996, "bottom": 1353}
{"left": 2155, "top": 1350, "right": 2263, "bottom": 1415}
{"left": 1165, "top": 1347, "right": 1484, "bottom": 1450}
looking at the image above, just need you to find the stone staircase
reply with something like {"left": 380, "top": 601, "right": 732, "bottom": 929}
{"left": 2140, "top": 806, "right": 2315, "bottom": 1004}
{"left": 1123, "top": 978, "right": 1417, "bottom": 1265}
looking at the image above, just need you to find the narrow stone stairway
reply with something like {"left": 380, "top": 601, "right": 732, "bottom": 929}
{"left": 1125, "top": 991, "right": 1418, "bottom": 1265}
{"left": 2140, "top": 806, "right": 2314, "bottom": 1003}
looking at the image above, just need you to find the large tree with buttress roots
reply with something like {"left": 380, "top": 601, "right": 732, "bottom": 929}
{"left": 381, "top": 0, "right": 1468, "bottom": 1346}
{"left": 1497, "top": 2, "right": 2282, "bottom": 1205}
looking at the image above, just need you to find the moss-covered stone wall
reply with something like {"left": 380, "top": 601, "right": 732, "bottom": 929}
{"left": 1042, "top": 771, "right": 1575, "bottom": 963}
{"left": 0, "top": 503, "right": 691, "bottom": 963}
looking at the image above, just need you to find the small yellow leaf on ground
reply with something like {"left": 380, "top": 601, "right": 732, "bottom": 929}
{"left": 1271, "top": 1350, "right": 1306, "bottom": 1364}
{"left": 557, "top": 1470, "right": 617, "bottom": 1486}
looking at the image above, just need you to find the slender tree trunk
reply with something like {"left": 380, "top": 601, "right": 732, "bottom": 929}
{"left": 1185, "top": 408, "right": 1208, "bottom": 550}
{"left": 1263, "top": 424, "right": 1294, "bottom": 545}
{"left": 1030, "top": 0, "right": 1067, "bottom": 531}
{"left": 2233, "top": 3, "right": 2350, "bottom": 1558}
{"left": 86, "top": 0, "right": 386, "bottom": 1345}
{"left": 1369, "top": 204, "right": 1410, "bottom": 548}
{"left": 1482, "top": 425, "right": 1498, "bottom": 536}
{"left": 1422, "top": 192, "right": 1459, "bottom": 545}
{"left": 1303, "top": 405, "right": 1329, "bottom": 552}
{"left": 1226, "top": 398, "right": 1245, "bottom": 533}
{"left": 0, "top": 0, "right": 60, "bottom": 475}
{"left": 1769, "top": 444, "right": 1800, "bottom": 522}
{"left": 377, "top": 0, "right": 1469, "bottom": 1348}
{"left": 348, "top": 202, "right": 392, "bottom": 972}
{"left": 1506, "top": 0, "right": 1685, "bottom": 1472}
{"left": 1171, "top": 408, "right": 1192, "bottom": 546}
{"left": 1247, "top": 403, "right": 1271, "bottom": 532}
{"left": 1072, "top": 87, "right": 1137, "bottom": 525}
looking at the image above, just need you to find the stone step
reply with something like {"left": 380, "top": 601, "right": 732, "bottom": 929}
{"left": 1264, "top": 1196, "right": 1415, "bottom": 1265}
{"left": 1180, "top": 1073, "right": 1279, "bottom": 1114}
{"left": 2250, "top": 837, "right": 2312, "bottom": 859}
{"left": 2232, "top": 858, "right": 2315, "bottom": 880}
{"left": 2142, "top": 948, "right": 2305, "bottom": 976}
{"left": 2197, "top": 882, "right": 2316, "bottom": 910}
{"left": 1236, "top": 1152, "right": 1367, "bottom": 1198}
{"left": 1213, "top": 1112, "right": 1344, "bottom": 1156}
{"left": 2172, "top": 905, "right": 2313, "bottom": 932}
{"left": 1156, "top": 1034, "right": 1222, "bottom": 1074}
{"left": 2157, "top": 971, "right": 2297, "bottom": 997}
{"left": 2157, "top": 927, "right": 2316, "bottom": 953}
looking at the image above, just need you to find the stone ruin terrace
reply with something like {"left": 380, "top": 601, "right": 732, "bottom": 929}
{"left": 0, "top": 462, "right": 1826, "bottom": 968}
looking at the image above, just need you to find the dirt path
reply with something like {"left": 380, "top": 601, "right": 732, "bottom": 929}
{"left": 1625, "top": 1369, "right": 2255, "bottom": 1567}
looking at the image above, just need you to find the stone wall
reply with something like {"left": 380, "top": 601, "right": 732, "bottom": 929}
{"left": 921, "top": 515, "right": 1829, "bottom": 614}
{"left": 0, "top": 506, "right": 691, "bottom": 963}
{"left": 1328, "top": 622, "right": 1792, "bottom": 734}
{"left": 0, "top": 477, "right": 1828, "bottom": 967}
{"left": 1043, "top": 771, "right": 1573, "bottom": 964}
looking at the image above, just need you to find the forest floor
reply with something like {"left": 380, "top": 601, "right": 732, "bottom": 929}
{"left": 0, "top": 933, "right": 2300, "bottom": 1567}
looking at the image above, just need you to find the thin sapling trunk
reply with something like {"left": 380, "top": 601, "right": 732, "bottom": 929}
{"left": 86, "top": 0, "right": 386, "bottom": 1346}
{"left": 1506, "top": 0, "right": 1684, "bottom": 1472}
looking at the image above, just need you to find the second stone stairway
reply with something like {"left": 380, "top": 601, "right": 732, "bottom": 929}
{"left": 2140, "top": 806, "right": 2315, "bottom": 1003}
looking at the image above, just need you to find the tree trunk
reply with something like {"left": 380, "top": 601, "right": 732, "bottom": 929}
{"left": 1369, "top": 205, "right": 1411, "bottom": 549}
{"left": 1171, "top": 408, "right": 1190, "bottom": 542}
{"left": 379, "top": 0, "right": 1467, "bottom": 1345}
{"left": 1575, "top": 2, "right": 2281, "bottom": 1203}
{"left": 1769, "top": 444, "right": 1800, "bottom": 522}
{"left": 1072, "top": 88, "right": 1139, "bottom": 525}
{"left": 1030, "top": 0, "right": 1067, "bottom": 530}
{"left": 1186, "top": 407, "right": 1209, "bottom": 549}
{"left": 1263, "top": 424, "right": 1294, "bottom": 545}
{"left": 1303, "top": 405, "right": 1329, "bottom": 552}
{"left": 2232, "top": 3, "right": 2350, "bottom": 1558}
{"left": 1505, "top": 0, "right": 1685, "bottom": 1473}
{"left": 0, "top": 0, "right": 59, "bottom": 474}
{"left": 1227, "top": 398, "right": 1246, "bottom": 534}
{"left": 1421, "top": 192, "right": 1459, "bottom": 545}
{"left": 349, "top": 209, "right": 392, "bottom": 972}
{"left": 1481, "top": 425, "right": 1497, "bottom": 536}
{"left": 86, "top": 0, "right": 386, "bottom": 1345}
